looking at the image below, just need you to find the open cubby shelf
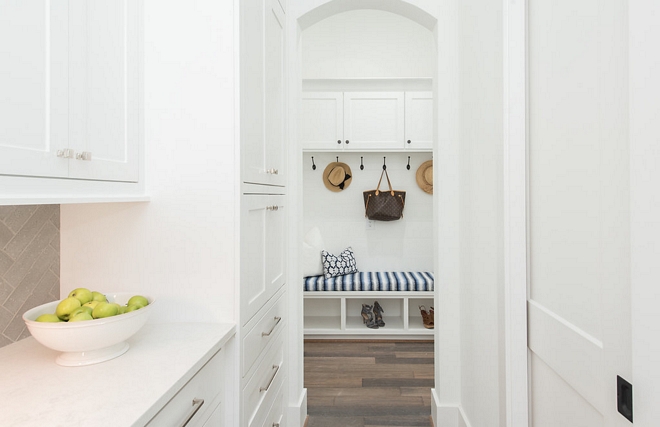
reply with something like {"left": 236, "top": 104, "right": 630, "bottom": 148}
{"left": 303, "top": 291, "right": 434, "bottom": 339}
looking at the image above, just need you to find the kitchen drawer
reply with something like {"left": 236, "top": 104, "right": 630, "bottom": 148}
{"left": 147, "top": 349, "right": 223, "bottom": 427}
{"left": 260, "top": 381, "right": 285, "bottom": 427}
{"left": 201, "top": 401, "right": 222, "bottom": 427}
{"left": 242, "top": 292, "right": 286, "bottom": 377}
{"left": 243, "top": 340, "right": 284, "bottom": 427}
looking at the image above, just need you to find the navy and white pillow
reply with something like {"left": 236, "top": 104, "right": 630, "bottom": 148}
{"left": 321, "top": 247, "right": 358, "bottom": 279}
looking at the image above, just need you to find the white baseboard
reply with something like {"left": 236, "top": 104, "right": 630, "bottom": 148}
{"left": 431, "top": 389, "right": 472, "bottom": 427}
{"left": 288, "top": 388, "right": 308, "bottom": 427}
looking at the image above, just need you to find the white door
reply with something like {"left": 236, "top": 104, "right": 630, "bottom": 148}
{"left": 527, "top": 0, "right": 631, "bottom": 425}
{"left": 68, "top": 0, "right": 140, "bottom": 182}
{"left": 241, "top": 194, "right": 286, "bottom": 325}
{"left": 343, "top": 92, "right": 404, "bottom": 150}
{"left": 404, "top": 92, "right": 433, "bottom": 150}
{"left": 242, "top": 0, "right": 286, "bottom": 186}
{"left": 0, "top": 1, "right": 69, "bottom": 178}
{"left": 300, "top": 92, "right": 344, "bottom": 150}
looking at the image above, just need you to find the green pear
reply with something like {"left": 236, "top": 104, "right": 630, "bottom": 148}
{"left": 69, "top": 312, "right": 93, "bottom": 322}
{"left": 35, "top": 313, "right": 63, "bottom": 323}
{"left": 83, "top": 300, "right": 100, "bottom": 310}
{"left": 68, "top": 288, "right": 93, "bottom": 305}
{"left": 92, "top": 302, "right": 119, "bottom": 319}
{"left": 56, "top": 297, "right": 82, "bottom": 321}
{"left": 125, "top": 304, "right": 143, "bottom": 313}
{"left": 91, "top": 291, "right": 107, "bottom": 303}
{"left": 127, "top": 295, "right": 149, "bottom": 308}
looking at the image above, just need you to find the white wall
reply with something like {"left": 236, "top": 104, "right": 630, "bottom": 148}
{"left": 457, "top": 0, "right": 504, "bottom": 425}
{"left": 302, "top": 152, "right": 434, "bottom": 272}
{"left": 301, "top": 9, "right": 435, "bottom": 79}
{"left": 60, "top": 0, "right": 237, "bottom": 325}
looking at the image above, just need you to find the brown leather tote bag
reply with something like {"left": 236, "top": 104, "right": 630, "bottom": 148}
{"left": 363, "top": 169, "right": 406, "bottom": 221}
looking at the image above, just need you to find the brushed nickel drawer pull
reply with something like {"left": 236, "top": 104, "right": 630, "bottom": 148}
{"left": 260, "top": 364, "right": 280, "bottom": 392}
{"left": 273, "top": 423, "right": 280, "bottom": 427}
{"left": 266, "top": 205, "right": 279, "bottom": 211}
{"left": 179, "top": 398, "right": 204, "bottom": 427}
{"left": 262, "top": 316, "right": 282, "bottom": 337}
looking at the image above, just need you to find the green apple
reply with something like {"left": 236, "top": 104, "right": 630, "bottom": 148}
{"left": 69, "top": 312, "right": 93, "bottom": 322}
{"left": 127, "top": 295, "right": 149, "bottom": 308}
{"left": 125, "top": 304, "right": 143, "bottom": 313}
{"left": 83, "top": 300, "right": 100, "bottom": 310}
{"left": 117, "top": 305, "right": 127, "bottom": 315}
{"left": 92, "top": 301, "right": 119, "bottom": 319}
{"left": 91, "top": 291, "right": 107, "bottom": 303}
{"left": 56, "top": 297, "right": 82, "bottom": 321}
{"left": 68, "top": 307, "right": 89, "bottom": 319}
{"left": 79, "top": 305, "right": 93, "bottom": 316}
{"left": 35, "top": 313, "right": 62, "bottom": 322}
{"left": 68, "top": 288, "right": 93, "bottom": 305}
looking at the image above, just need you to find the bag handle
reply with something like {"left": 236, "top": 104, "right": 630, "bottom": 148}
{"left": 375, "top": 170, "right": 395, "bottom": 196}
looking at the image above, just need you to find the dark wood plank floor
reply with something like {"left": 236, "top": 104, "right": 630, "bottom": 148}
{"left": 304, "top": 340, "right": 434, "bottom": 427}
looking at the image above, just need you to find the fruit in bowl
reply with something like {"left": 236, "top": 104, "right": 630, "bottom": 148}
{"left": 23, "top": 290, "right": 154, "bottom": 367}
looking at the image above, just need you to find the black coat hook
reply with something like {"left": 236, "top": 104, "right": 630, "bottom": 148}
{"left": 407, "top": 156, "right": 411, "bottom": 170}
{"left": 383, "top": 157, "right": 387, "bottom": 170}
{"left": 311, "top": 156, "right": 316, "bottom": 170}
{"left": 336, "top": 156, "right": 339, "bottom": 163}
{"left": 360, "top": 156, "right": 364, "bottom": 170}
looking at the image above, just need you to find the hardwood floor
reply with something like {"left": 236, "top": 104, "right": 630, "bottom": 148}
{"left": 304, "top": 340, "right": 434, "bottom": 427}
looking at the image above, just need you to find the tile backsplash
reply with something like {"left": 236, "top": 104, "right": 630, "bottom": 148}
{"left": 0, "top": 205, "right": 60, "bottom": 349}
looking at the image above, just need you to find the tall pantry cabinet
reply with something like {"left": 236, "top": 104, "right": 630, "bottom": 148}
{"left": 239, "top": 0, "right": 289, "bottom": 426}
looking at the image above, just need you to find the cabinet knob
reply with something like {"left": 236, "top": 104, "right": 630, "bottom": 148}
{"left": 76, "top": 151, "right": 92, "bottom": 161}
{"left": 407, "top": 140, "right": 411, "bottom": 144}
{"left": 337, "top": 139, "right": 341, "bottom": 144}
{"left": 266, "top": 168, "right": 279, "bottom": 175}
{"left": 345, "top": 140, "right": 349, "bottom": 144}
{"left": 56, "top": 149, "right": 74, "bottom": 159}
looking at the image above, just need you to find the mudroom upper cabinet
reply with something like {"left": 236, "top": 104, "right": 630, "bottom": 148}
{"left": 301, "top": 90, "right": 432, "bottom": 151}
{"left": 0, "top": 0, "right": 141, "bottom": 183}
{"left": 241, "top": 0, "right": 286, "bottom": 187}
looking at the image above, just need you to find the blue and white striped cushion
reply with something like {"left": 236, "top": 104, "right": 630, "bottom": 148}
{"left": 303, "top": 272, "right": 434, "bottom": 292}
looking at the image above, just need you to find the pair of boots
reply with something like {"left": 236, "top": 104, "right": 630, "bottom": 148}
{"left": 419, "top": 305, "right": 434, "bottom": 329}
{"left": 361, "top": 301, "right": 385, "bottom": 329}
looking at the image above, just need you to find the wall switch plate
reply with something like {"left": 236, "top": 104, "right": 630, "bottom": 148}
{"left": 365, "top": 219, "right": 375, "bottom": 230}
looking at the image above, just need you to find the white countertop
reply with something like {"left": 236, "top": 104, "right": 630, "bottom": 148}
{"left": 0, "top": 322, "right": 235, "bottom": 427}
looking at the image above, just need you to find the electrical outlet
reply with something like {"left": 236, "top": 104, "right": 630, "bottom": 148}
{"left": 365, "top": 219, "right": 375, "bottom": 230}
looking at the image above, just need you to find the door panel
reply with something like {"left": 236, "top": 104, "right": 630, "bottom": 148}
{"left": 528, "top": 0, "right": 631, "bottom": 425}
{"left": 344, "top": 92, "right": 404, "bottom": 150}
{"left": 0, "top": 1, "right": 69, "bottom": 178}
{"left": 300, "top": 92, "right": 344, "bottom": 150}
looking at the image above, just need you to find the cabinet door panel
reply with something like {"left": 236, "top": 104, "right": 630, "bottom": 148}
{"left": 68, "top": 0, "right": 139, "bottom": 182}
{"left": 0, "top": 1, "right": 69, "bottom": 178}
{"left": 242, "top": 0, "right": 286, "bottom": 186}
{"left": 404, "top": 92, "right": 433, "bottom": 150}
{"left": 301, "top": 92, "right": 344, "bottom": 150}
{"left": 241, "top": 195, "right": 286, "bottom": 325}
{"left": 344, "top": 92, "right": 404, "bottom": 150}
{"left": 263, "top": 0, "right": 286, "bottom": 186}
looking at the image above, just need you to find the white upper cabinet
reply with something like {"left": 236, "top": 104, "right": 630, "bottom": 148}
{"left": 0, "top": 2, "right": 69, "bottom": 179}
{"left": 404, "top": 92, "right": 433, "bottom": 150}
{"left": 300, "top": 92, "right": 344, "bottom": 150}
{"left": 301, "top": 90, "right": 432, "bottom": 151}
{"left": 0, "top": 0, "right": 140, "bottom": 183}
{"left": 344, "top": 92, "right": 404, "bottom": 150}
{"left": 241, "top": 0, "right": 286, "bottom": 187}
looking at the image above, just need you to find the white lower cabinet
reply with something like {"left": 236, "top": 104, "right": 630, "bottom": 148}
{"left": 146, "top": 349, "right": 224, "bottom": 427}
{"left": 243, "top": 337, "right": 285, "bottom": 427}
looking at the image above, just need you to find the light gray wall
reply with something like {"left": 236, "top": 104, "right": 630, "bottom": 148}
{"left": 0, "top": 205, "right": 60, "bottom": 348}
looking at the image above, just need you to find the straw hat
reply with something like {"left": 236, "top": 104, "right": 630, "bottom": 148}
{"left": 416, "top": 160, "right": 433, "bottom": 194}
{"left": 323, "top": 162, "right": 352, "bottom": 192}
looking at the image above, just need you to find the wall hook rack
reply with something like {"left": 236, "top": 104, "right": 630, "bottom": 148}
{"left": 407, "top": 156, "right": 411, "bottom": 170}
{"left": 311, "top": 156, "right": 316, "bottom": 170}
{"left": 360, "top": 157, "right": 364, "bottom": 170}
{"left": 383, "top": 157, "right": 387, "bottom": 170}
